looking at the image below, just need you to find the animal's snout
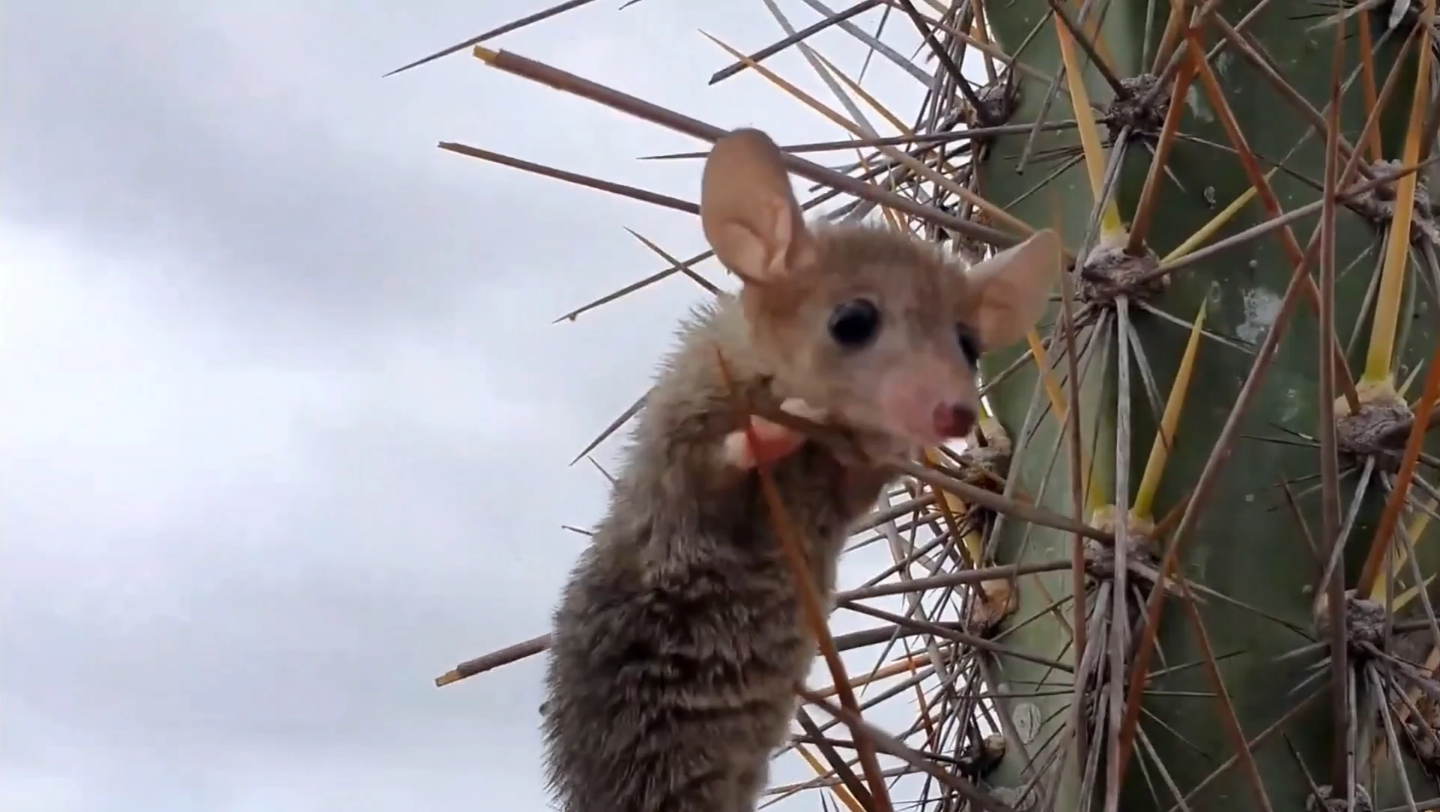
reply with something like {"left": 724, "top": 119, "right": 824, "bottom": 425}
{"left": 932, "top": 402, "right": 976, "bottom": 438}
{"left": 877, "top": 362, "right": 979, "bottom": 444}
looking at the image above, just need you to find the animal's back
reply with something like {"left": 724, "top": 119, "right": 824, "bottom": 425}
{"left": 540, "top": 298, "right": 889, "bottom": 812}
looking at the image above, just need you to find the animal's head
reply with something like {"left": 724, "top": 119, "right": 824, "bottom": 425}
{"left": 700, "top": 127, "right": 1059, "bottom": 448}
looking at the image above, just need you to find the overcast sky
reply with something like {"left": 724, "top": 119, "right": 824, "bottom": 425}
{"left": 0, "top": 2, "right": 966, "bottom": 809}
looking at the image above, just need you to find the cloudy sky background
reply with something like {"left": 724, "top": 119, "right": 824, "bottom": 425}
{"left": 0, "top": 2, "right": 978, "bottom": 809}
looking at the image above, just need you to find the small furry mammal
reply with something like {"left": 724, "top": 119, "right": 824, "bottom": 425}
{"left": 540, "top": 128, "right": 1058, "bottom": 812}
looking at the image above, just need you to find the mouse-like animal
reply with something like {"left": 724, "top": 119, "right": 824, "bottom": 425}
{"left": 540, "top": 127, "right": 1058, "bottom": 812}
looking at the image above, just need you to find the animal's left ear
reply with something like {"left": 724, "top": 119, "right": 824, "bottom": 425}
{"left": 963, "top": 228, "right": 1061, "bottom": 351}
{"left": 699, "top": 128, "right": 818, "bottom": 286}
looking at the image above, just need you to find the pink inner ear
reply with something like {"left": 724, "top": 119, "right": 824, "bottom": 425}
{"left": 971, "top": 303, "right": 1010, "bottom": 353}
{"left": 755, "top": 199, "right": 798, "bottom": 283}
{"left": 720, "top": 222, "right": 771, "bottom": 284}
{"left": 965, "top": 261, "right": 1033, "bottom": 351}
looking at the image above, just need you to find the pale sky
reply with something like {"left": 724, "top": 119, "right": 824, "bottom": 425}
{"left": 0, "top": 2, "right": 974, "bottom": 809}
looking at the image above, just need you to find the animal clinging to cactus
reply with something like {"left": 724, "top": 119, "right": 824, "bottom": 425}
{"left": 540, "top": 126, "right": 1059, "bottom": 812}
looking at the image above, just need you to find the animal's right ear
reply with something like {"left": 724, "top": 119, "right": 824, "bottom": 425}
{"left": 963, "top": 228, "right": 1061, "bottom": 351}
{"left": 700, "top": 128, "right": 817, "bottom": 285}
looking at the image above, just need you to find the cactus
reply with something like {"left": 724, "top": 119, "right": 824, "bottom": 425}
{"left": 401, "top": 2, "right": 1440, "bottom": 811}
{"left": 974, "top": 3, "right": 1440, "bottom": 810}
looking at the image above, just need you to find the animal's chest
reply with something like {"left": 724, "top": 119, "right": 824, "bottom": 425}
{"left": 765, "top": 447, "right": 891, "bottom": 598}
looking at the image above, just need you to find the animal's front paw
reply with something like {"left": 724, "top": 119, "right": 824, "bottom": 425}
{"left": 721, "top": 417, "right": 804, "bottom": 470}
{"left": 720, "top": 398, "right": 830, "bottom": 470}
{"left": 778, "top": 397, "right": 829, "bottom": 424}
{"left": 775, "top": 398, "right": 914, "bottom": 470}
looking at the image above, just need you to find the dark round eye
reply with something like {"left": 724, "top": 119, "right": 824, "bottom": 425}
{"left": 827, "top": 299, "right": 881, "bottom": 349}
{"left": 955, "top": 323, "right": 981, "bottom": 366}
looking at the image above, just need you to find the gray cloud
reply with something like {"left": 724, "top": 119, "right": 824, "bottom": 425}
{"left": 0, "top": 1, "right": 940, "bottom": 808}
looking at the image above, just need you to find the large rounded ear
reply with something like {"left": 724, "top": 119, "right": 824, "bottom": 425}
{"left": 700, "top": 128, "right": 817, "bottom": 285}
{"left": 963, "top": 229, "right": 1061, "bottom": 351}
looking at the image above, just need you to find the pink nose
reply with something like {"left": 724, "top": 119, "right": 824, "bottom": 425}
{"left": 933, "top": 403, "right": 976, "bottom": 438}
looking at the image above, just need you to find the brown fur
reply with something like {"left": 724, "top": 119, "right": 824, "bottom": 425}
{"left": 539, "top": 129, "right": 1058, "bottom": 812}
